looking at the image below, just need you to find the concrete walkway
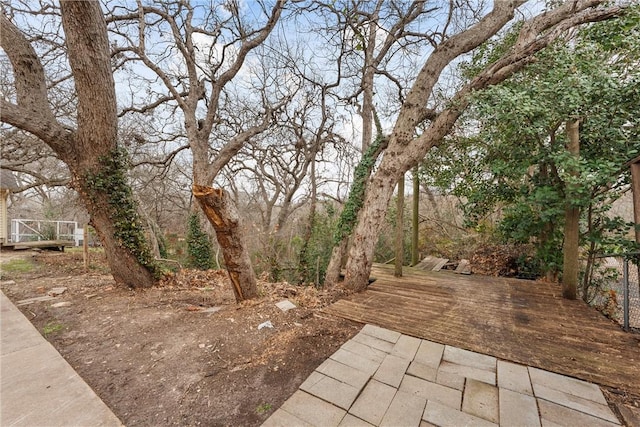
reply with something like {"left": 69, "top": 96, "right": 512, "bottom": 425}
{"left": 264, "top": 324, "right": 622, "bottom": 427}
{"left": 1, "top": 290, "right": 122, "bottom": 426}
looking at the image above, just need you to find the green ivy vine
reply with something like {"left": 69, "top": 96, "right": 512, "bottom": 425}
{"left": 333, "top": 112, "right": 386, "bottom": 245}
{"left": 83, "top": 147, "right": 161, "bottom": 278}
{"left": 186, "top": 212, "right": 215, "bottom": 270}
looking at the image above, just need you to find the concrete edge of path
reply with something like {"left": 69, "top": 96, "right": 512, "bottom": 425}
{"left": 1, "top": 290, "right": 123, "bottom": 427}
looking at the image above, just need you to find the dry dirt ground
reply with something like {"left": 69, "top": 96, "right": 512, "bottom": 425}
{"left": 0, "top": 250, "right": 361, "bottom": 426}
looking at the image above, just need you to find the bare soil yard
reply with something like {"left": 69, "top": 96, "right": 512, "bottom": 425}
{"left": 0, "top": 250, "right": 361, "bottom": 426}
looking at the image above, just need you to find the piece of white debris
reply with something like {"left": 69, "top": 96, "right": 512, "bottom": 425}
{"left": 16, "top": 296, "right": 55, "bottom": 306}
{"left": 275, "top": 299, "right": 297, "bottom": 312}
{"left": 51, "top": 301, "right": 72, "bottom": 308}
{"left": 258, "top": 320, "right": 274, "bottom": 330}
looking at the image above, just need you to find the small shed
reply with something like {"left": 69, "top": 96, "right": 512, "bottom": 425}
{"left": 0, "top": 169, "right": 19, "bottom": 243}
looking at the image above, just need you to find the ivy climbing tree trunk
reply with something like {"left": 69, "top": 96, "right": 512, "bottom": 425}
{"left": 193, "top": 185, "right": 258, "bottom": 301}
{"left": 324, "top": 118, "right": 388, "bottom": 286}
{"left": 1, "top": 2, "right": 158, "bottom": 288}
{"left": 562, "top": 120, "right": 580, "bottom": 300}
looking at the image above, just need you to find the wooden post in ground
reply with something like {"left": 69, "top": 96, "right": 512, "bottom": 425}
{"left": 412, "top": 168, "right": 419, "bottom": 266}
{"left": 631, "top": 157, "right": 640, "bottom": 283}
{"left": 83, "top": 224, "right": 88, "bottom": 271}
{"left": 562, "top": 120, "right": 580, "bottom": 300}
{"left": 395, "top": 175, "right": 405, "bottom": 277}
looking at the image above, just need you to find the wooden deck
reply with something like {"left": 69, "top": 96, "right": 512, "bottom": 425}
{"left": 0, "top": 240, "right": 72, "bottom": 251}
{"left": 325, "top": 264, "right": 640, "bottom": 396}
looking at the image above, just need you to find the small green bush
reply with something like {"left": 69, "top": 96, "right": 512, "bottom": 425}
{"left": 186, "top": 213, "right": 214, "bottom": 270}
{"left": 298, "top": 204, "right": 338, "bottom": 286}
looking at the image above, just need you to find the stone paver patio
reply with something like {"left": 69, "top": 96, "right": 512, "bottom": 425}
{"left": 263, "top": 324, "right": 621, "bottom": 427}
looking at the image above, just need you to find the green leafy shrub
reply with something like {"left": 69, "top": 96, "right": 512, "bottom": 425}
{"left": 186, "top": 213, "right": 214, "bottom": 270}
{"left": 298, "top": 204, "right": 338, "bottom": 286}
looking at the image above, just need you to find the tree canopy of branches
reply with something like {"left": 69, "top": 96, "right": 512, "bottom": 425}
{"left": 107, "top": 0, "right": 287, "bottom": 301}
{"left": 1, "top": 0, "right": 634, "bottom": 298}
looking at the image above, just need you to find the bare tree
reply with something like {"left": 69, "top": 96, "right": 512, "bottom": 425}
{"left": 0, "top": 129, "right": 69, "bottom": 192}
{"left": 108, "top": 0, "right": 287, "bottom": 301}
{"left": 342, "top": 0, "right": 629, "bottom": 291}
{"left": 221, "top": 74, "right": 344, "bottom": 280}
{"left": 1, "top": 1, "right": 159, "bottom": 287}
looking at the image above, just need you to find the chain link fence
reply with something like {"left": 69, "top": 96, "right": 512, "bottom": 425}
{"left": 594, "top": 255, "right": 639, "bottom": 332}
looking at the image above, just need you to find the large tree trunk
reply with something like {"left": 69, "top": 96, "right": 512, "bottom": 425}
{"left": 61, "top": 2, "right": 157, "bottom": 288}
{"left": 324, "top": 132, "right": 389, "bottom": 286}
{"left": 86, "top": 203, "right": 156, "bottom": 287}
{"left": 193, "top": 185, "right": 257, "bottom": 302}
{"left": 562, "top": 120, "right": 580, "bottom": 300}
{"left": 344, "top": 168, "right": 399, "bottom": 291}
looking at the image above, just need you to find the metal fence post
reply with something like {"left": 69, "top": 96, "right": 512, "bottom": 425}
{"left": 623, "top": 258, "right": 630, "bottom": 332}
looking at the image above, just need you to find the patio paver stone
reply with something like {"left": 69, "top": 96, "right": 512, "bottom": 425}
{"left": 497, "top": 360, "right": 533, "bottom": 395}
{"left": 262, "top": 325, "right": 623, "bottom": 427}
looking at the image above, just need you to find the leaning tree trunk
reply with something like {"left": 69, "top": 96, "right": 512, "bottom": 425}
{"left": 61, "top": 1, "right": 158, "bottom": 288}
{"left": 344, "top": 168, "right": 400, "bottom": 291}
{"left": 341, "top": 0, "right": 623, "bottom": 292}
{"left": 82, "top": 193, "right": 157, "bottom": 287}
{"left": 325, "top": 112, "right": 389, "bottom": 286}
{"left": 193, "top": 185, "right": 258, "bottom": 302}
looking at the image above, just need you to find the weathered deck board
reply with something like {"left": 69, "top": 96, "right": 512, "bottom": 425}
{"left": 0, "top": 240, "right": 72, "bottom": 251}
{"left": 325, "top": 264, "right": 640, "bottom": 396}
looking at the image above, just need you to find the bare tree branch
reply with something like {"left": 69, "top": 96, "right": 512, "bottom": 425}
{"left": 0, "top": 13, "right": 70, "bottom": 151}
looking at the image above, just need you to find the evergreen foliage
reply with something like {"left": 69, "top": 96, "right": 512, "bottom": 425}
{"left": 334, "top": 112, "right": 386, "bottom": 245}
{"left": 186, "top": 213, "right": 215, "bottom": 270}
{"left": 421, "top": 11, "right": 640, "bottom": 293}
{"left": 299, "top": 204, "right": 338, "bottom": 285}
